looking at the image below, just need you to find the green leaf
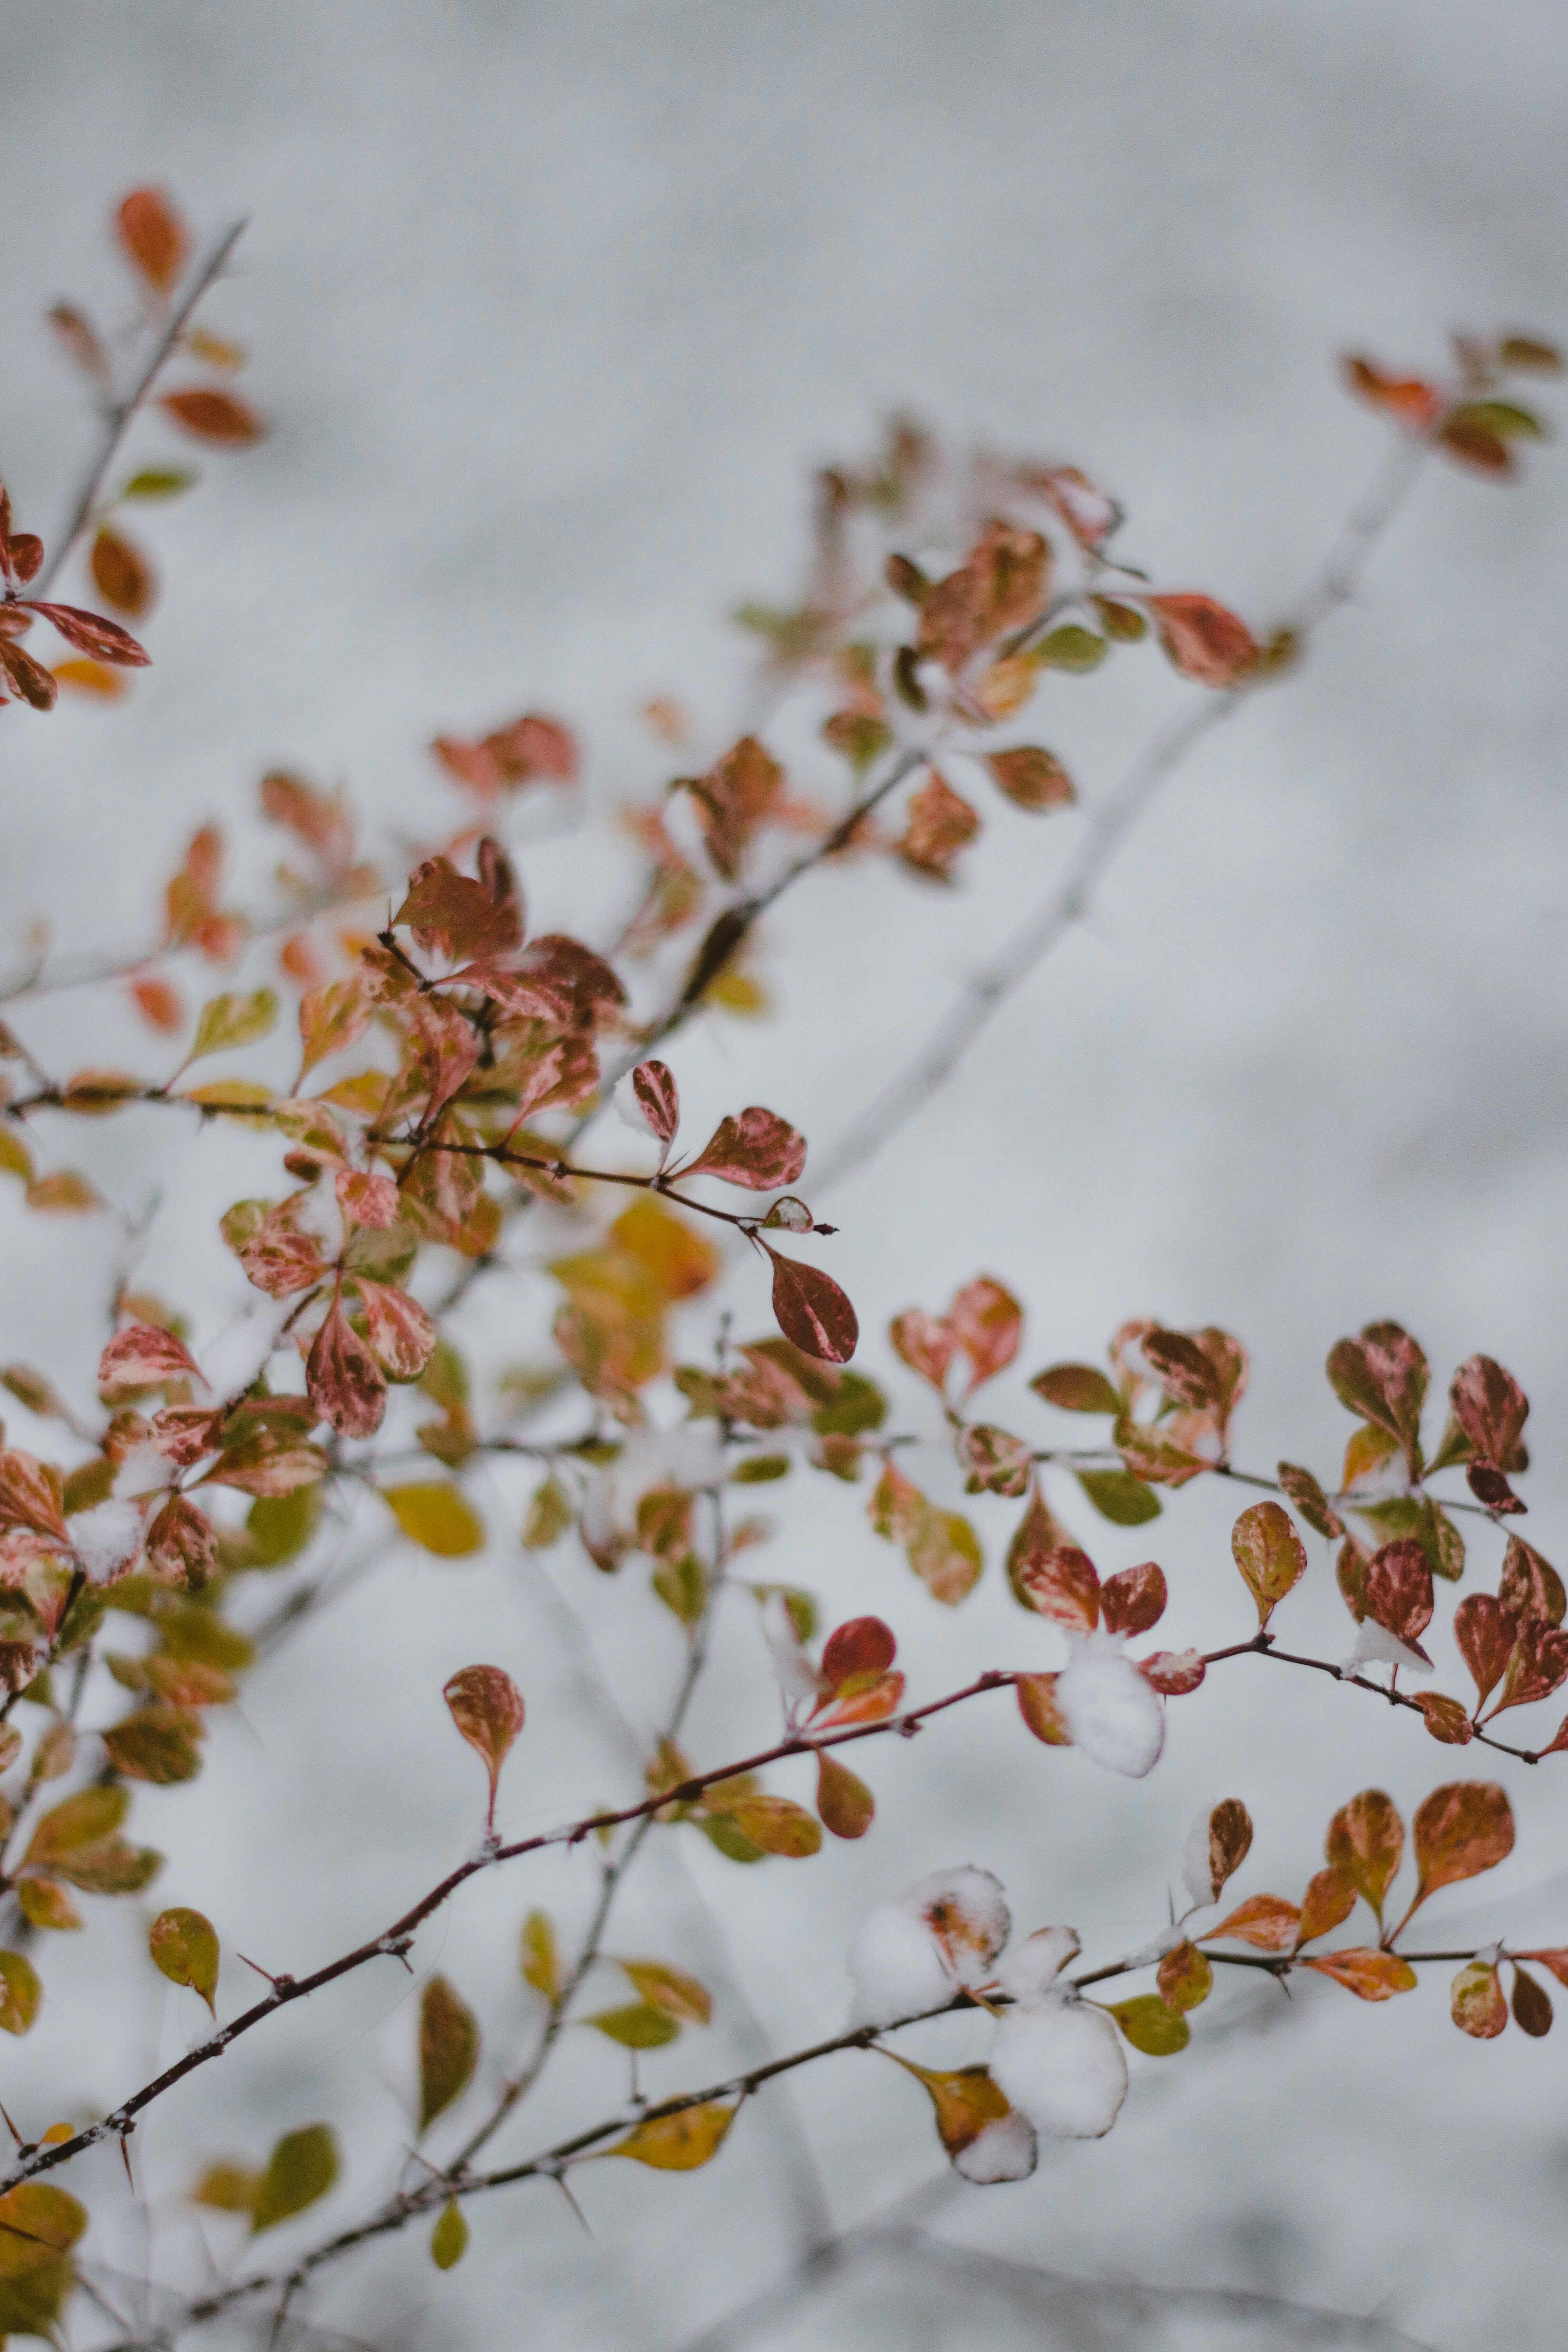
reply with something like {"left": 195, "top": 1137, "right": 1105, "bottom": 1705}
{"left": 250, "top": 2123, "right": 339, "bottom": 2234}
{"left": 189, "top": 989, "right": 278, "bottom": 1064}
{"left": 1076, "top": 1468, "right": 1161, "bottom": 1526}
{"left": 419, "top": 1975, "right": 480, "bottom": 2130}
{"left": 1450, "top": 399, "right": 1544, "bottom": 440}
{"left": 698, "top": 1814, "right": 766, "bottom": 1864}
{"left": 0, "top": 1951, "right": 41, "bottom": 2035}
{"left": 522, "top": 1474, "right": 572, "bottom": 1549}
{"left": 811, "top": 1371, "right": 887, "bottom": 1437}
{"left": 1036, "top": 623, "right": 1107, "bottom": 672}
{"left": 25, "top": 1785, "right": 127, "bottom": 1868}
{"left": 430, "top": 2199, "right": 468, "bottom": 2269}
{"left": 730, "top": 1453, "right": 791, "bottom": 1484}
{"left": 1030, "top": 1362, "right": 1122, "bottom": 1414}
{"left": 620, "top": 1959, "right": 711, "bottom": 2024}
{"left": 121, "top": 467, "right": 198, "bottom": 499}
{"left": 382, "top": 1482, "right": 485, "bottom": 1557}
{"left": 1105, "top": 1994, "right": 1190, "bottom": 2055}
{"left": 149, "top": 1906, "right": 219, "bottom": 2014}
{"left": 587, "top": 2000, "right": 681, "bottom": 2049}
{"left": 246, "top": 1482, "right": 323, "bottom": 1567}
{"left": 708, "top": 1793, "right": 822, "bottom": 1858}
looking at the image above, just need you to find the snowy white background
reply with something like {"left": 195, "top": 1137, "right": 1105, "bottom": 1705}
{"left": 1, "top": 3, "right": 1566, "bottom": 2347}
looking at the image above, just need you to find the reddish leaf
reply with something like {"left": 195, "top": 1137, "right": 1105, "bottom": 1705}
{"left": 685, "top": 1106, "right": 806, "bottom": 1191}
{"left": 145, "top": 1494, "right": 217, "bottom": 1585}
{"left": 1015, "top": 1544, "right": 1100, "bottom": 1634}
{"left": 1230, "top": 1500, "right": 1308, "bottom": 1626}
{"left": 0, "top": 1451, "right": 68, "bottom": 1542}
{"left": 159, "top": 388, "right": 265, "bottom": 446}
{"left": 1325, "top": 1789, "right": 1404, "bottom": 1922}
{"left": 0, "top": 638, "right": 58, "bottom": 709}
{"left": 765, "top": 1248, "right": 857, "bottom": 1364}
{"left": 335, "top": 1170, "right": 399, "bottom": 1229}
{"left": 1410, "top": 1782, "right": 1514, "bottom": 1915}
{"left": 1211, "top": 1894, "right": 1300, "bottom": 1951}
{"left": 1138, "top": 1648, "right": 1206, "bottom": 1696}
{"left": 1015, "top": 1670, "right": 1071, "bottom": 1746}
{"left": 1499, "top": 1536, "right": 1566, "bottom": 1628}
{"left": 131, "top": 977, "right": 184, "bottom": 1032}
{"left": 1277, "top": 1460, "right": 1343, "bottom": 1540}
{"left": 1363, "top": 1538, "right": 1434, "bottom": 1655}
{"left": 1495, "top": 1617, "right": 1568, "bottom": 1715}
{"left": 1114, "top": 1418, "right": 1207, "bottom": 1488}
{"left": 1157, "top": 1941, "right": 1213, "bottom": 2012}
{"left": 1340, "top": 356, "right": 1443, "bottom": 433}
{"left": 299, "top": 973, "right": 374, "bottom": 1079}
{"left": 1450, "top": 1354, "right": 1529, "bottom": 1474}
{"left": 99, "top": 1323, "right": 201, "bottom": 1391}
{"left": 916, "top": 522, "right": 1049, "bottom": 670}
{"left": 1098, "top": 1561, "right": 1167, "bottom": 1637}
{"left": 443, "top": 1664, "right": 525, "bottom": 1817}
{"left": 1521, "top": 1947, "right": 1568, "bottom": 1989}
{"left": 433, "top": 711, "right": 579, "bottom": 796}
{"left": 1140, "top": 1329, "right": 1220, "bottom": 1410}
{"left": 307, "top": 1297, "right": 387, "bottom": 1438}
{"left": 631, "top": 1060, "right": 680, "bottom": 1149}
{"left": 897, "top": 770, "right": 980, "bottom": 882}
{"left": 1302, "top": 1949, "right": 1417, "bottom": 2001}
{"left": 1148, "top": 594, "right": 1257, "bottom": 688}
{"left": 1454, "top": 1593, "right": 1518, "bottom": 1709}
{"left": 820, "top": 1616, "right": 896, "bottom": 1690}
{"left": 684, "top": 735, "right": 785, "bottom": 880}
{"left": 958, "top": 1423, "right": 1033, "bottom": 1497}
{"left": 815, "top": 1750, "right": 875, "bottom": 1839}
{"left": 395, "top": 854, "right": 522, "bottom": 964}
{"left": 354, "top": 1279, "right": 436, "bottom": 1382}
{"left": 889, "top": 1309, "right": 956, "bottom": 1391}
{"left": 1450, "top": 1959, "right": 1508, "bottom": 2038}
{"left": 1466, "top": 1461, "right": 1524, "bottom": 1512}
{"left": 1004, "top": 1482, "right": 1072, "bottom": 1611}
{"left": 1326, "top": 1322, "right": 1428, "bottom": 1475}
{"left": 24, "top": 602, "right": 151, "bottom": 666}
{"left": 983, "top": 747, "right": 1074, "bottom": 811}
{"left": 117, "top": 187, "right": 189, "bottom": 292}
{"left": 948, "top": 1277, "right": 1022, "bottom": 1390}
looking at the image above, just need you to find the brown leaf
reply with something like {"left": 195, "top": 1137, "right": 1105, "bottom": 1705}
{"left": 0, "top": 637, "right": 58, "bottom": 710}
{"left": 354, "top": 1279, "right": 436, "bottom": 1382}
{"left": 815, "top": 1749, "right": 875, "bottom": 1838}
{"left": 684, "top": 1105, "right": 806, "bottom": 1191}
{"left": 766, "top": 1248, "right": 857, "bottom": 1364}
{"left": 1210, "top": 1894, "right": 1301, "bottom": 1951}
{"left": 1099, "top": 1561, "right": 1167, "bottom": 1637}
{"left": 0, "top": 1450, "right": 67, "bottom": 1542}
{"left": 1438, "top": 416, "right": 1515, "bottom": 476}
{"left": 1324, "top": 1789, "right": 1404, "bottom": 1922}
{"left": 443, "top": 1664, "right": 525, "bottom": 1815}
{"left": 1015, "top": 1670, "right": 1071, "bottom": 1745}
{"left": 1276, "top": 1459, "right": 1343, "bottom": 1540}
{"left": 897, "top": 770, "right": 980, "bottom": 881}
{"left": 117, "top": 187, "right": 189, "bottom": 292}
{"left": 983, "top": 746, "right": 1074, "bottom": 811}
{"left": 1363, "top": 1538, "right": 1434, "bottom": 1654}
{"left": 1499, "top": 1536, "right": 1566, "bottom": 1628}
{"left": 1230, "top": 1500, "right": 1307, "bottom": 1626}
{"left": 630, "top": 1060, "right": 680, "bottom": 1148}
{"left": 916, "top": 523, "right": 1049, "bottom": 670}
{"left": 159, "top": 388, "right": 265, "bottom": 446}
{"left": 1417, "top": 1691, "right": 1475, "bottom": 1746}
{"left": 306, "top": 1297, "right": 387, "bottom": 1438}
{"left": 889, "top": 1308, "right": 956, "bottom": 1391}
{"left": 419, "top": 1974, "right": 479, "bottom": 2130}
{"left": 1148, "top": 593, "right": 1257, "bottom": 688}
{"left": 1410, "top": 1782, "right": 1514, "bottom": 1916}
{"left": 1301, "top": 1948, "right": 1417, "bottom": 2000}
{"left": 1512, "top": 1964, "right": 1553, "bottom": 2038}
{"left": 685, "top": 735, "right": 784, "bottom": 880}
{"left": 91, "top": 526, "right": 154, "bottom": 619}
{"left": 145, "top": 1495, "right": 217, "bottom": 1586}
{"left": 1454, "top": 1593, "right": 1518, "bottom": 1709}
{"left": 1295, "top": 1865, "right": 1358, "bottom": 1946}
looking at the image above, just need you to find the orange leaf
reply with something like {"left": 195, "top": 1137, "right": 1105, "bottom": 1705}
{"left": 1301, "top": 1948, "right": 1417, "bottom": 2001}
{"left": 159, "top": 388, "right": 265, "bottom": 446}
{"left": 1210, "top": 1894, "right": 1300, "bottom": 1951}
{"left": 117, "top": 187, "right": 189, "bottom": 294}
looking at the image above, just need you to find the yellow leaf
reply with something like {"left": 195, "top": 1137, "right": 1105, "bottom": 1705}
{"left": 381, "top": 1482, "right": 485, "bottom": 1557}
{"left": 250, "top": 2123, "right": 338, "bottom": 2233}
{"left": 521, "top": 1909, "right": 562, "bottom": 2001}
{"left": 601, "top": 2100, "right": 735, "bottom": 2170}
{"left": 430, "top": 2198, "right": 468, "bottom": 2269}
{"left": 150, "top": 1906, "right": 220, "bottom": 2013}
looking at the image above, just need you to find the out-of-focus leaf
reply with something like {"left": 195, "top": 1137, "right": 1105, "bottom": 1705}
{"left": 419, "top": 1975, "right": 479, "bottom": 2129}
{"left": 383, "top": 1483, "right": 485, "bottom": 1557}
{"left": 250, "top": 2123, "right": 338, "bottom": 2233}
